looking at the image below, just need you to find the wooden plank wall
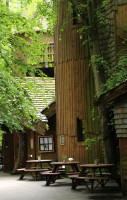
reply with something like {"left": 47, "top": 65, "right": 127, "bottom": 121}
{"left": 114, "top": 95, "right": 127, "bottom": 137}
{"left": 26, "top": 116, "right": 57, "bottom": 161}
{"left": 119, "top": 138, "right": 127, "bottom": 180}
{"left": 115, "top": 4, "right": 127, "bottom": 56}
{"left": 55, "top": 0, "right": 102, "bottom": 164}
{"left": 114, "top": 95, "right": 127, "bottom": 183}
{"left": 98, "top": 0, "right": 117, "bottom": 70}
{"left": 3, "top": 133, "right": 14, "bottom": 172}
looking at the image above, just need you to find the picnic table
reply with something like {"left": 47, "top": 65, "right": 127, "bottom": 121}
{"left": 17, "top": 159, "right": 52, "bottom": 181}
{"left": 69, "top": 163, "right": 120, "bottom": 192}
{"left": 41, "top": 161, "right": 80, "bottom": 186}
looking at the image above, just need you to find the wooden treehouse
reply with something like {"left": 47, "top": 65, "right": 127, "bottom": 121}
{"left": 54, "top": 0, "right": 102, "bottom": 164}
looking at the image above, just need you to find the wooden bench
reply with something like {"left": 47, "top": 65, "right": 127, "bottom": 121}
{"left": 40, "top": 171, "right": 62, "bottom": 186}
{"left": 17, "top": 168, "right": 49, "bottom": 181}
{"left": 58, "top": 169, "right": 66, "bottom": 174}
{"left": 17, "top": 168, "right": 26, "bottom": 180}
{"left": 69, "top": 175, "right": 109, "bottom": 192}
{"left": 66, "top": 171, "right": 80, "bottom": 175}
{"left": 87, "top": 172, "right": 111, "bottom": 177}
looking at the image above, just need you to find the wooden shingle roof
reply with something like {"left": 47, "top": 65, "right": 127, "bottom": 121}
{"left": 42, "top": 101, "right": 56, "bottom": 119}
{"left": 25, "top": 77, "right": 55, "bottom": 112}
{"left": 95, "top": 81, "right": 127, "bottom": 106}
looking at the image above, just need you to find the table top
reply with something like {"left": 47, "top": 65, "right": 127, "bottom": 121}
{"left": 26, "top": 159, "right": 52, "bottom": 163}
{"left": 51, "top": 161, "right": 79, "bottom": 165}
{"left": 80, "top": 163, "right": 114, "bottom": 168}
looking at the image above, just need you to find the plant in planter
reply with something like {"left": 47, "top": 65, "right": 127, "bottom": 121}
{"left": 94, "top": 158, "right": 99, "bottom": 165}
{"left": 62, "top": 155, "right": 67, "bottom": 162}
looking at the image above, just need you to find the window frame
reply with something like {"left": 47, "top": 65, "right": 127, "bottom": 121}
{"left": 38, "top": 135, "right": 54, "bottom": 153}
{"left": 41, "top": 43, "right": 54, "bottom": 63}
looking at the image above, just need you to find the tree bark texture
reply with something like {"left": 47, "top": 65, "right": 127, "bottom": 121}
{"left": 12, "top": 131, "right": 27, "bottom": 174}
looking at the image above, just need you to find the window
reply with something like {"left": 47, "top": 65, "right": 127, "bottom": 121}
{"left": 39, "top": 136, "right": 54, "bottom": 152}
{"left": 42, "top": 43, "right": 54, "bottom": 63}
{"left": 77, "top": 118, "right": 85, "bottom": 141}
{"left": 47, "top": 44, "right": 54, "bottom": 62}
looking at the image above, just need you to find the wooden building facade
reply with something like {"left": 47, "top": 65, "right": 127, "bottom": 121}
{"left": 2, "top": 77, "right": 56, "bottom": 172}
{"left": 96, "top": 81, "right": 127, "bottom": 194}
{"left": 54, "top": 0, "right": 102, "bottom": 164}
{"left": 95, "top": 0, "right": 127, "bottom": 194}
{"left": 3, "top": 116, "right": 57, "bottom": 172}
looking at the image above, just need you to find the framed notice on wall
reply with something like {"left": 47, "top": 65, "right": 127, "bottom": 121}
{"left": 60, "top": 135, "right": 65, "bottom": 145}
{"left": 39, "top": 135, "right": 54, "bottom": 152}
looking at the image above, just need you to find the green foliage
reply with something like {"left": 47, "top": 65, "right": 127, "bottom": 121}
{"left": 101, "top": 0, "right": 110, "bottom": 8}
{"left": 91, "top": 108, "right": 100, "bottom": 121}
{"left": 0, "top": 130, "right": 4, "bottom": 148}
{"left": 0, "top": 0, "right": 56, "bottom": 134}
{"left": 90, "top": 54, "right": 127, "bottom": 93}
{"left": 83, "top": 135, "right": 102, "bottom": 151}
{"left": 101, "top": 55, "right": 127, "bottom": 93}
{"left": 0, "top": 70, "right": 38, "bottom": 132}
{"left": 68, "top": 0, "right": 127, "bottom": 94}
{"left": 62, "top": 155, "right": 67, "bottom": 161}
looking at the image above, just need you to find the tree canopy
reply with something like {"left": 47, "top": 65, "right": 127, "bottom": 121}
{"left": 1, "top": 0, "right": 127, "bottom": 148}
{"left": 68, "top": 0, "right": 127, "bottom": 94}
{"left": 0, "top": 0, "right": 56, "bottom": 146}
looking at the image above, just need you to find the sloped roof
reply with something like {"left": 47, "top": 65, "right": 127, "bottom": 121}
{"left": 42, "top": 101, "right": 56, "bottom": 119}
{"left": 95, "top": 81, "right": 127, "bottom": 106}
{"left": 25, "top": 77, "right": 55, "bottom": 112}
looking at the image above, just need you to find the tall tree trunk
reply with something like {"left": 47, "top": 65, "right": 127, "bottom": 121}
{"left": 69, "top": 0, "right": 116, "bottom": 163}
{"left": 87, "top": 0, "right": 114, "bottom": 164}
{"left": 88, "top": 33, "right": 114, "bottom": 164}
{"left": 12, "top": 131, "right": 26, "bottom": 174}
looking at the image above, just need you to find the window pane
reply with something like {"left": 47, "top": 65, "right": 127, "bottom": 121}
{"left": 39, "top": 136, "right": 53, "bottom": 152}
{"left": 44, "top": 137, "right": 48, "bottom": 144}
{"left": 45, "top": 144, "right": 49, "bottom": 151}
{"left": 49, "top": 137, "right": 52, "bottom": 143}
{"left": 40, "top": 145, "right": 44, "bottom": 151}
{"left": 49, "top": 144, "right": 53, "bottom": 151}
{"left": 40, "top": 138, "right": 44, "bottom": 144}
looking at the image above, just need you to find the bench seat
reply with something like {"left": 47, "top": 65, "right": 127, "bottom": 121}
{"left": 17, "top": 168, "right": 25, "bottom": 171}
{"left": 17, "top": 168, "right": 49, "bottom": 181}
{"left": 70, "top": 175, "right": 109, "bottom": 192}
{"left": 40, "top": 171, "right": 62, "bottom": 186}
{"left": 87, "top": 172, "right": 111, "bottom": 177}
{"left": 24, "top": 168, "right": 48, "bottom": 172}
{"left": 69, "top": 174, "right": 79, "bottom": 179}
{"left": 76, "top": 176, "right": 108, "bottom": 180}
{"left": 40, "top": 171, "right": 61, "bottom": 176}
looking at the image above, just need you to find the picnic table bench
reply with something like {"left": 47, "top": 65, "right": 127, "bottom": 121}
{"left": 41, "top": 161, "right": 80, "bottom": 186}
{"left": 69, "top": 163, "right": 120, "bottom": 192}
{"left": 40, "top": 170, "right": 62, "bottom": 185}
{"left": 17, "top": 159, "right": 52, "bottom": 181}
{"left": 69, "top": 174, "right": 109, "bottom": 192}
{"left": 17, "top": 168, "right": 49, "bottom": 181}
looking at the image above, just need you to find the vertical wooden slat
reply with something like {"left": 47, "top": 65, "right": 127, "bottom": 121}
{"left": 55, "top": 0, "right": 102, "bottom": 164}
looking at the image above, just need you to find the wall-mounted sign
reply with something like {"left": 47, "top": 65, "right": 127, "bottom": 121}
{"left": 60, "top": 135, "right": 65, "bottom": 145}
